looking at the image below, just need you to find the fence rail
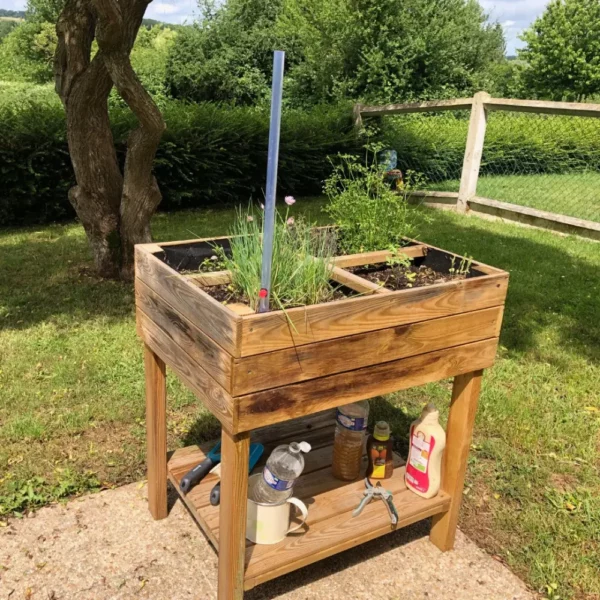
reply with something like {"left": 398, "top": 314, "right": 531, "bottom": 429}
{"left": 356, "top": 93, "right": 600, "bottom": 241}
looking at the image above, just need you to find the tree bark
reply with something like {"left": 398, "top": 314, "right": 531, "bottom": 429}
{"left": 54, "top": 0, "right": 165, "bottom": 280}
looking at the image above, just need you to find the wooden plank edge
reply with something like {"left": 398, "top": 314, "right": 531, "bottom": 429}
{"left": 166, "top": 470, "right": 220, "bottom": 551}
{"left": 485, "top": 97, "right": 600, "bottom": 118}
{"left": 135, "top": 248, "right": 242, "bottom": 356}
{"left": 187, "top": 271, "right": 232, "bottom": 287}
{"left": 137, "top": 308, "right": 237, "bottom": 433}
{"left": 469, "top": 196, "right": 600, "bottom": 242}
{"left": 359, "top": 98, "right": 473, "bottom": 116}
{"left": 330, "top": 266, "right": 386, "bottom": 294}
{"left": 243, "top": 492, "right": 451, "bottom": 590}
{"left": 332, "top": 245, "right": 427, "bottom": 268}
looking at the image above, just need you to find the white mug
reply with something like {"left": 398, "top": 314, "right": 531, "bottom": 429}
{"left": 246, "top": 474, "right": 309, "bottom": 545}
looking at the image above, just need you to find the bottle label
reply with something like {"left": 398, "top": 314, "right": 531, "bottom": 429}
{"left": 370, "top": 442, "right": 388, "bottom": 479}
{"left": 336, "top": 409, "right": 367, "bottom": 431}
{"left": 262, "top": 466, "right": 293, "bottom": 492}
{"left": 405, "top": 427, "right": 436, "bottom": 493}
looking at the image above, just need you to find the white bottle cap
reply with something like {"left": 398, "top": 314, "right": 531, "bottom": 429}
{"left": 298, "top": 441, "right": 311, "bottom": 453}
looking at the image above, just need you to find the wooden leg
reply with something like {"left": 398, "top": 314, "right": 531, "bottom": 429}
{"left": 430, "top": 369, "right": 483, "bottom": 551}
{"left": 218, "top": 429, "right": 250, "bottom": 600}
{"left": 144, "top": 343, "right": 168, "bottom": 520}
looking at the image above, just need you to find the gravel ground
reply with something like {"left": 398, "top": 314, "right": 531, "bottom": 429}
{"left": 0, "top": 482, "right": 535, "bottom": 600}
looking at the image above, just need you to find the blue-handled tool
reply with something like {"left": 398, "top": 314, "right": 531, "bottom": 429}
{"left": 209, "top": 442, "right": 264, "bottom": 506}
{"left": 179, "top": 442, "right": 222, "bottom": 495}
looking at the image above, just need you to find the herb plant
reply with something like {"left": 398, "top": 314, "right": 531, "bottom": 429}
{"left": 324, "top": 147, "right": 423, "bottom": 254}
{"left": 216, "top": 201, "right": 335, "bottom": 311}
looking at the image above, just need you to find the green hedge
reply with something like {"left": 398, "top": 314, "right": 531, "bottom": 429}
{"left": 383, "top": 111, "right": 600, "bottom": 184}
{"left": 0, "top": 86, "right": 360, "bottom": 225}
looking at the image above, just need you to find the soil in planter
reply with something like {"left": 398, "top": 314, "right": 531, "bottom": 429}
{"left": 199, "top": 283, "right": 357, "bottom": 310}
{"left": 350, "top": 264, "right": 466, "bottom": 291}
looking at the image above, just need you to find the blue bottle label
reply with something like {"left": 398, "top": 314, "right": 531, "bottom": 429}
{"left": 336, "top": 409, "right": 367, "bottom": 431}
{"left": 263, "top": 466, "right": 293, "bottom": 491}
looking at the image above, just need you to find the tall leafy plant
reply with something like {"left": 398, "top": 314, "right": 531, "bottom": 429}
{"left": 324, "top": 148, "right": 421, "bottom": 254}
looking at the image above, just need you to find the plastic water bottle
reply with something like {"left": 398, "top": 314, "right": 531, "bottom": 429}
{"left": 332, "top": 401, "right": 370, "bottom": 481}
{"left": 250, "top": 441, "right": 311, "bottom": 504}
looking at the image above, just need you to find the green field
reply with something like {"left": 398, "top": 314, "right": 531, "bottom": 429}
{"left": 1, "top": 201, "right": 599, "bottom": 599}
{"left": 432, "top": 172, "right": 600, "bottom": 223}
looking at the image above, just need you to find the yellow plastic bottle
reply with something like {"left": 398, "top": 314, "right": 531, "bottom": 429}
{"left": 405, "top": 403, "right": 446, "bottom": 499}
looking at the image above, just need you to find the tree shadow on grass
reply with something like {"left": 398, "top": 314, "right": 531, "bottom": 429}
{"left": 0, "top": 224, "right": 134, "bottom": 331}
{"left": 416, "top": 210, "right": 600, "bottom": 364}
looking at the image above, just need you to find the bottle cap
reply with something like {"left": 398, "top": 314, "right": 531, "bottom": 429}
{"left": 373, "top": 421, "right": 391, "bottom": 441}
{"left": 290, "top": 441, "right": 312, "bottom": 454}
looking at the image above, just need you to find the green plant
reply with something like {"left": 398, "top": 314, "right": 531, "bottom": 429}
{"left": 324, "top": 147, "right": 420, "bottom": 254}
{"left": 216, "top": 201, "right": 334, "bottom": 310}
{"left": 449, "top": 254, "right": 473, "bottom": 277}
{"left": 386, "top": 246, "right": 412, "bottom": 269}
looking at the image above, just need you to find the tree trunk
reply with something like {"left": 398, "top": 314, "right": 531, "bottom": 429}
{"left": 54, "top": 0, "right": 165, "bottom": 280}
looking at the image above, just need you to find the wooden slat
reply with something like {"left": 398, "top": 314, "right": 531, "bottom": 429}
{"left": 238, "top": 273, "right": 508, "bottom": 356}
{"left": 485, "top": 96, "right": 600, "bottom": 118}
{"left": 188, "top": 271, "right": 232, "bottom": 287}
{"left": 232, "top": 306, "right": 503, "bottom": 395}
{"left": 330, "top": 266, "right": 385, "bottom": 294}
{"left": 136, "top": 279, "right": 233, "bottom": 392}
{"left": 137, "top": 309, "right": 236, "bottom": 431}
{"left": 135, "top": 247, "right": 241, "bottom": 356}
{"left": 156, "top": 235, "right": 232, "bottom": 247}
{"left": 469, "top": 196, "right": 600, "bottom": 242}
{"left": 243, "top": 467, "right": 450, "bottom": 589}
{"left": 332, "top": 245, "right": 427, "bottom": 268}
{"left": 359, "top": 97, "right": 473, "bottom": 116}
{"left": 235, "top": 338, "right": 498, "bottom": 432}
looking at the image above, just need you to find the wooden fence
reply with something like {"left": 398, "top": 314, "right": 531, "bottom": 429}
{"left": 355, "top": 92, "right": 600, "bottom": 241}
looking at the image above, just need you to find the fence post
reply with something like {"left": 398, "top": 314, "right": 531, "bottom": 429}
{"left": 457, "top": 92, "right": 490, "bottom": 213}
{"left": 353, "top": 103, "right": 363, "bottom": 129}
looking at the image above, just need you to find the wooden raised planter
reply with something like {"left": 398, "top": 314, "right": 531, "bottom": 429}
{"left": 135, "top": 237, "right": 508, "bottom": 600}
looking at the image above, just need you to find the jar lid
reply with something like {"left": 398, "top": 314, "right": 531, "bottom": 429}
{"left": 373, "top": 421, "right": 391, "bottom": 441}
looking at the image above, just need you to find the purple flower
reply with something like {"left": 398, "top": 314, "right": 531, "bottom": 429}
{"left": 246, "top": 215, "right": 254, "bottom": 222}
{"left": 284, "top": 196, "right": 296, "bottom": 206}
{"left": 286, "top": 217, "right": 295, "bottom": 226}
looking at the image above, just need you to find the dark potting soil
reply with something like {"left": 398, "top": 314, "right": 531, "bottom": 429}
{"left": 199, "top": 283, "right": 356, "bottom": 310}
{"left": 350, "top": 264, "right": 466, "bottom": 291}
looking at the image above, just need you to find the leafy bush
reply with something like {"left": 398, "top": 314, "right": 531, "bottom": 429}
{"left": 0, "top": 87, "right": 360, "bottom": 225}
{"left": 324, "top": 148, "right": 418, "bottom": 253}
{"left": 382, "top": 110, "right": 600, "bottom": 185}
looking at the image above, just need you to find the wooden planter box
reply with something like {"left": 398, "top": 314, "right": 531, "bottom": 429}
{"left": 135, "top": 237, "right": 508, "bottom": 599}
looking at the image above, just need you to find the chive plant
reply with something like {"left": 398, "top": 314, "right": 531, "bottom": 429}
{"left": 217, "top": 200, "right": 335, "bottom": 311}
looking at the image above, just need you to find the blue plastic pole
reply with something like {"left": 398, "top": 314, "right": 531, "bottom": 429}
{"left": 258, "top": 50, "right": 285, "bottom": 313}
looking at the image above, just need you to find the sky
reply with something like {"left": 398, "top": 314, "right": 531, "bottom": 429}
{"left": 1, "top": 0, "right": 550, "bottom": 56}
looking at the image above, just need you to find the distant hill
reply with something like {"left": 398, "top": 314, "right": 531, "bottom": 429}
{"left": 0, "top": 9, "right": 25, "bottom": 19}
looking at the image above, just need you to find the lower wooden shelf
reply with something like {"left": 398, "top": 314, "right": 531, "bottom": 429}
{"left": 167, "top": 418, "right": 451, "bottom": 591}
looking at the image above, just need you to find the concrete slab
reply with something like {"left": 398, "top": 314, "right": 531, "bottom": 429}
{"left": 0, "top": 483, "right": 534, "bottom": 600}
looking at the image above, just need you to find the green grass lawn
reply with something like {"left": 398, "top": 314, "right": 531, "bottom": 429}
{"left": 1, "top": 201, "right": 599, "bottom": 600}
{"left": 432, "top": 172, "right": 600, "bottom": 223}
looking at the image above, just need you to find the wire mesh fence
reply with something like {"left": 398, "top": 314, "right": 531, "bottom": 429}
{"left": 381, "top": 106, "right": 600, "bottom": 224}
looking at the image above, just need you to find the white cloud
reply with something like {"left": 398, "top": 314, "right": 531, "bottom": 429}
{"left": 152, "top": 2, "right": 180, "bottom": 15}
{"left": 501, "top": 20, "right": 516, "bottom": 28}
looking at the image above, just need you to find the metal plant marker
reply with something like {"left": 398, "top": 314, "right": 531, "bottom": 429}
{"left": 258, "top": 50, "right": 285, "bottom": 314}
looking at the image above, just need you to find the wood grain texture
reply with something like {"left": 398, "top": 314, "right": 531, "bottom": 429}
{"left": 144, "top": 344, "right": 167, "bottom": 520}
{"left": 137, "top": 309, "right": 236, "bottom": 431}
{"left": 485, "top": 96, "right": 600, "bottom": 118}
{"left": 188, "top": 271, "right": 232, "bottom": 287}
{"left": 218, "top": 430, "right": 250, "bottom": 600}
{"left": 238, "top": 273, "right": 508, "bottom": 356}
{"left": 458, "top": 91, "right": 489, "bottom": 212}
{"left": 136, "top": 279, "right": 233, "bottom": 392}
{"left": 359, "top": 97, "right": 473, "bottom": 115}
{"left": 332, "top": 245, "right": 426, "bottom": 268}
{"left": 429, "top": 370, "right": 483, "bottom": 551}
{"left": 232, "top": 306, "right": 503, "bottom": 395}
{"left": 135, "top": 247, "right": 241, "bottom": 356}
{"left": 330, "top": 266, "right": 386, "bottom": 294}
{"left": 236, "top": 338, "right": 498, "bottom": 432}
